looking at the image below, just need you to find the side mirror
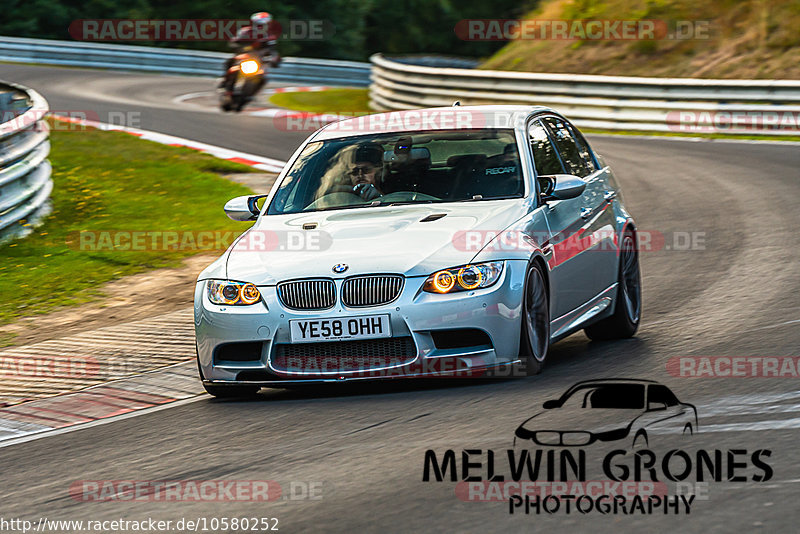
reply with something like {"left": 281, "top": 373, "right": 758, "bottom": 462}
{"left": 647, "top": 401, "right": 667, "bottom": 412}
{"left": 539, "top": 174, "right": 587, "bottom": 201}
{"left": 542, "top": 399, "right": 560, "bottom": 409}
{"left": 223, "top": 195, "right": 267, "bottom": 221}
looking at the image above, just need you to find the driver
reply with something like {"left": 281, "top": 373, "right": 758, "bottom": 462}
{"left": 349, "top": 144, "right": 385, "bottom": 201}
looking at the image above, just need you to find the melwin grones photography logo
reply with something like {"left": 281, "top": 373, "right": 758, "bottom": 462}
{"left": 422, "top": 378, "right": 774, "bottom": 516}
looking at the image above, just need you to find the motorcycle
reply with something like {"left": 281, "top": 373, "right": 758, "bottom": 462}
{"left": 219, "top": 52, "right": 270, "bottom": 113}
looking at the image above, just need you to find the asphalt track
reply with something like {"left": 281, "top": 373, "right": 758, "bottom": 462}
{"left": 1, "top": 64, "right": 799, "bottom": 533}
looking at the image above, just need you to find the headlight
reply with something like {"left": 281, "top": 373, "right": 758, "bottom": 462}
{"left": 207, "top": 280, "right": 262, "bottom": 305}
{"left": 423, "top": 262, "right": 504, "bottom": 294}
{"left": 240, "top": 60, "right": 260, "bottom": 75}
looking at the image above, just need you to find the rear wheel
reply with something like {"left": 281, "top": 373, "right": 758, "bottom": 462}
{"left": 519, "top": 262, "right": 550, "bottom": 375}
{"left": 584, "top": 230, "right": 641, "bottom": 340}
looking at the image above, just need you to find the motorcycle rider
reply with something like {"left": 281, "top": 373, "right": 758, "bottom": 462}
{"left": 220, "top": 12, "right": 281, "bottom": 92}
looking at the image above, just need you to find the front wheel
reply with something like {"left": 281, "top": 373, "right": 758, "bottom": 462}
{"left": 519, "top": 262, "right": 550, "bottom": 376}
{"left": 584, "top": 230, "right": 641, "bottom": 340}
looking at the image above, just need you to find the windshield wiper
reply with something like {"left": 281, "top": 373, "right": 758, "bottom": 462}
{"left": 377, "top": 200, "right": 438, "bottom": 207}
{"left": 305, "top": 203, "right": 378, "bottom": 213}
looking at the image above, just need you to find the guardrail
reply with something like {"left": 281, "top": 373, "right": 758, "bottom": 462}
{"left": 0, "top": 36, "right": 371, "bottom": 87}
{"left": 0, "top": 80, "right": 52, "bottom": 243}
{"left": 369, "top": 54, "right": 800, "bottom": 135}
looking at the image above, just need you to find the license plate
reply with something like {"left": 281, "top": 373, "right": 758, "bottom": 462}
{"left": 289, "top": 315, "right": 391, "bottom": 343}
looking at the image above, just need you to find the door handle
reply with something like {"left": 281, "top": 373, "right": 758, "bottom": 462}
{"left": 604, "top": 190, "right": 617, "bottom": 201}
{"left": 580, "top": 207, "right": 593, "bottom": 219}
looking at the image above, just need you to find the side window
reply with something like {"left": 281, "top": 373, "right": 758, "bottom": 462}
{"left": 528, "top": 120, "right": 565, "bottom": 179}
{"left": 542, "top": 117, "right": 591, "bottom": 178}
{"left": 648, "top": 385, "right": 679, "bottom": 407}
{"left": 567, "top": 123, "right": 598, "bottom": 174}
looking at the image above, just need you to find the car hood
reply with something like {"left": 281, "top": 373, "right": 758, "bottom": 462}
{"left": 225, "top": 200, "right": 526, "bottom": 285}
{"left": 517, "top": 407, "right": 645, "bottom": 435}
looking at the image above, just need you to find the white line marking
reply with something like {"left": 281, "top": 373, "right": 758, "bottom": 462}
{"left": 700, "top": 416, "right": 800, "bottom": 433}
{"left": 0, "top": 395, "right": 208, "bottom": 449}
{"left": 749, "top": 319, "right": 800, "bottom": 331}
{"left": 701, "top": 403, "right": 800, "bottom": 417}
{"left": 700, "top": 390, "right": 800, "bottom": 407}
{"left": 172, "top": 90, "right": 216, "bottom": 104}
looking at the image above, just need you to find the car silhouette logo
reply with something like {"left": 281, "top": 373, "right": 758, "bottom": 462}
{"left": 332, "top": 263, "right": 349, "bottom": 274}
{"left": 514, "top": 379, "right": 697, "bottom": 449}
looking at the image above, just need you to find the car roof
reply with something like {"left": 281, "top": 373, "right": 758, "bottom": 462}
{"left": 311, "top": 105, "right": 554, "bottom": 141}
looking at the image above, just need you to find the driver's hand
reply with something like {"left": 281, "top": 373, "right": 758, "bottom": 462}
{"left": 353, "top": 183, "right": 380, "bottom": 201}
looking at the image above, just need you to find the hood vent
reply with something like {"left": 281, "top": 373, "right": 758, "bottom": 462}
{"left": 419, "top": 213, "right": 447, "bottom": 223}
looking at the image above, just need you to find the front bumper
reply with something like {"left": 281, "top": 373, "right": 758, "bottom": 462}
{"left": 194, "top": 260, "right": 527, "bottom": 384}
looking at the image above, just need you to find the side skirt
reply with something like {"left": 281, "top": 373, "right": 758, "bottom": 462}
{"left": 550, "top": 283, "right": 617, "bottom": 343}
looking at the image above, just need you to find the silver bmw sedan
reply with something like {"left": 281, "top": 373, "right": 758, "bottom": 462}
{"left": 194, "top": 105, "right": 640, "bottom": 397}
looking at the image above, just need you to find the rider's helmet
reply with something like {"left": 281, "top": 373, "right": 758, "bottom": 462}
{"left": 250, "top": 12, "right": 273, "bottom": 28}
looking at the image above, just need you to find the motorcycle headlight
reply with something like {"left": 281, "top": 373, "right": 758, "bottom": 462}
{"left": 207, "top": 280, "right": 262, "bottom": 305}
{"left": 240, "top": 60, "right": 260, "bottom": 75}
{"left": 423, "top": 262, "right": 504, "bottom": 294}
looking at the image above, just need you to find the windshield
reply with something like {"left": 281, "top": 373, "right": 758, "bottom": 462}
{"left": 559, "top": 384, "right": 646, "bottom": 409}
{"left": 267, "top": 129, "right": 524, "bottom": 214}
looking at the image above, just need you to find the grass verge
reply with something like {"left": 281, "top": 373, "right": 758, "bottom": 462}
{"left": 269, "top": 88, "right": 371, "bottom": 113}
{"left": 482, "top": 0, "right": 800, "bottom": 79}
{"left": 0, "top": 120, "right": 258, "bottom": 328}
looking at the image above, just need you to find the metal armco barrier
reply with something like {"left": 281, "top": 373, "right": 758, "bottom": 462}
{"left": 369, "top": 53, "right": 800, "bottom": 135}
{"left": 0, "top": 81, "right": 52, "bottom": 243}
{"left": 0, "top": 36, "right": 371, "bottom": 87}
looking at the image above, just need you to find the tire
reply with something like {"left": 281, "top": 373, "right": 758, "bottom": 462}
{"left": 519, "top": 262, "right": 550, "bottom": 376}
{"left": 203, "top": 383, "right": 261, "bottom": 399}
{"left": 584, "top": 230, "right": 641, "bottom": 340}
